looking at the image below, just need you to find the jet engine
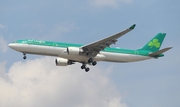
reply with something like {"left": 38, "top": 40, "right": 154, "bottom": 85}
{"left": 67, "top": 47, "right": 83, "bottom": 55}
{"left": 55, "top": 58, "right": 73, "bottom": 66}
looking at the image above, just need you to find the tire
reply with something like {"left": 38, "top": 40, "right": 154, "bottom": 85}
{"left": 88, "top": 58, "right": 93, "bottom": 63}
{"left": 23, "top": 56, "right": 27, "bottom": 59}
{"left": 81, "top": 65, "right": 85, "bottom": 69}
{"left": 92, "top": 61, "right": 97, "bottom": 66}
{"left": 85, "top": 67, "right": 90, "bottom": 72}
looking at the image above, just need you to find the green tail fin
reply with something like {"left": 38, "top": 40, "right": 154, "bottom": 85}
{"left": 141, "top": 33, "right": 166, "bottom": 52}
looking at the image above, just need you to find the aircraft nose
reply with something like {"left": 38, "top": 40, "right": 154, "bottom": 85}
{"left": 8, "top": 43, "right": 16, "bottom": 49}
{"left": 9, "top": 43, "right": 24, "bottom": 52}
{"left": 8, "top": 43, "right": 13, "bottom": 48}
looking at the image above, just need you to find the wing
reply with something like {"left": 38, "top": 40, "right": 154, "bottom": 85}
{"left": 81, "top": 24, "right": 136, "bottom": 56}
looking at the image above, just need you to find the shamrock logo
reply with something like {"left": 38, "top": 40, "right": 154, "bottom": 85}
{"left": 148, "top": 39, "right": 160, "bottom": 48}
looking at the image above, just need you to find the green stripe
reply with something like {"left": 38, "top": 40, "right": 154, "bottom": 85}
{"left": 15, "top": 39, "right": 153, "bottom": 56}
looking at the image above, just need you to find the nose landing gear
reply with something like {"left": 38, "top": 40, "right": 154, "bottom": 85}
{"left": 23, "top": 53, "right": 27, "bottom": 59}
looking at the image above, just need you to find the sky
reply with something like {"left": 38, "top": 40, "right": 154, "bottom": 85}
{"left": 0, "top": 0, "right": 180, "bottom": 107}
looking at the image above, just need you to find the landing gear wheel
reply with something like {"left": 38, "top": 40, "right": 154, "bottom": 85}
{"left": 23, "top": 53, "right": 27, "bottom": 60}
{"left": 81, "top": 63, "right": 90, "bottom": 72}
{"left": 88, "top": 58, "right": 93, "bottom": 63}
{"left": 81, "top": 65, "right": 86, "bottom": 69}
{"left": 85, "top": 67, "right": 90, "bottom": 72}
{"left": 92, "top": 61, "right": 97, "bottom": 66}
{"left": 23, "top": 56, "right": 27, "bottom": 59}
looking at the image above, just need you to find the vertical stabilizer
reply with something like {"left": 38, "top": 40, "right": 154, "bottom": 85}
{"left": 141, "top": 33, "right": 166, "bottom": 52}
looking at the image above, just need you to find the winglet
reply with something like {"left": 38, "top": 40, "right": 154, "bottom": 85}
{"left": 129, "top": 24, "right": 136, "bottom": 30}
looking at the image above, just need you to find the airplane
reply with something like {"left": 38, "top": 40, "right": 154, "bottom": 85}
{"left": 9, "top": 24, "right": 172, "bottom": 72}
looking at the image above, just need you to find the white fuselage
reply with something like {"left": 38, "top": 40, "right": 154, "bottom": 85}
{"left": 9, "top": 43, "right": 151, "bottom": 63}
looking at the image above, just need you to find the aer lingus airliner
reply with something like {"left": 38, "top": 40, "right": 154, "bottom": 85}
{"left": 9, "top": 24, "right": 172, "bottom": 72}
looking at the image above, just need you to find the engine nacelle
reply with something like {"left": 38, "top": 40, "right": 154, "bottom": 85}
{"left": 55, "top": 58, "right": 72, "bottom": 66}
{"left": 67, "top": 47, "right": 83, "bottom": 55}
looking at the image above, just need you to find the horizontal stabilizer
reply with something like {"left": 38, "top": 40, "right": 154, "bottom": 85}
{"left": 149, "top": 47, "right": 172, "bottom": 57}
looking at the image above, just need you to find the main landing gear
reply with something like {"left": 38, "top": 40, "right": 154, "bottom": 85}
{"left": 23, "top": 53, "right": 27, "bottom": 59}
{"left": 88, "top": 58, "right": 97, "bottom": 66}
{"left": 81, "top": 58, "right": 97, "bottom": 72}
{"left": 81, "top": 64, "right": 90, "bottom": 72}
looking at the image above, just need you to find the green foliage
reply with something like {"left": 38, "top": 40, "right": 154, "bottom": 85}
{"left": 148, "top": 39, "right": 160, "bottom": 48}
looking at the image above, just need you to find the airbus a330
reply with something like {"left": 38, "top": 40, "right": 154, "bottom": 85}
{"left": 9, "top": 24, "right": 172, "bottom": 72}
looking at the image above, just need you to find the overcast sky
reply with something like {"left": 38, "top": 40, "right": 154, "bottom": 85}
{"left": 0, "top": 0, "right": 180, "bottom": 107}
